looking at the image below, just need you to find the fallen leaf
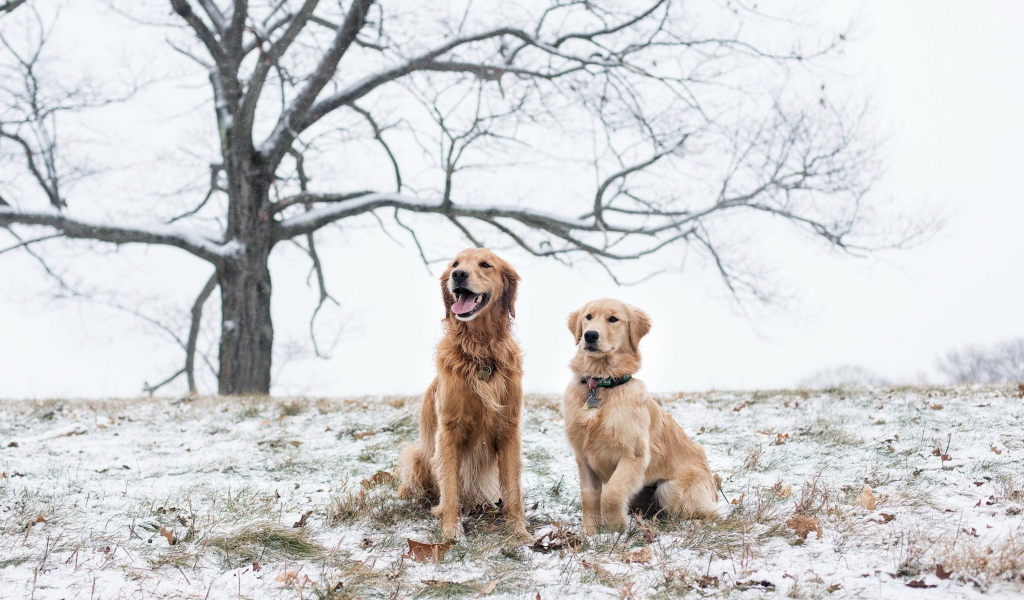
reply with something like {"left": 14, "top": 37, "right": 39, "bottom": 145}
{"left": 929, "top": 403, "right": 944, "bottom": 410}
{"left": 292, "top": 510, "right": 312, "bottom": 528}
{"left": 404, "top": 538, "right": 451, "bottom": 562}
{"left": 786, "top": 514, "right": 822, "bottom": 541}
{"left": 276, "top": 571, "right": 300, "bottom": 585}
{"left": 826, "top": 583, "right": 842, "bottom": 593}
{"left": 732, "top": 401, "right": 749, "bottom": 412}
{"left": 477, "top": 580, "right": 498, "bottom": 596}
{"left": 906, "top": 579, "right": 936, "bottom": 589}
{"left": 252, "top": 561, "right": 262, "bottom": 572}
{"left": 34, "top": 516, "right": 46, "bottom": 524}
{"left": 361, "top": 470, "right": 396, "bottom": 489}
{"left": 770, "top": 482, "right": 793, "bottom": 498}
{"left": 868, "top": 513, "right": 895, "bottom": 524}
{"left": 935, "top": 564, "right": 952, "bottom": 580}
{"left": 624, "top": 547, "right": 652, "bottom": 563}
{"left": 962, "top": 527, "right": 979, "bottom": 537}
{"left": 736, "top": 580, "right": 775, "bottom": 589}
{"left": 772, "top": 433, "right": 790, "bottom": 446}
{"left": 730, "top": 493, "right": 746, "bottom": 505}
{"left": 940, "top": 453, "right": 951, "bottom": 462}
{"left": 697, "top": 575, "right": 720, "bottom": 588}
{"left": 353, "top": 430, "right": 376, "bottom": 440}
{"left": 531, "top": 520, "right": 581, "bottom": 553}
{"left": 580, "top": 560, "right": 611, "bottom": 578}
{"left": 1018, "top": 383, "right": 1024, "bottom": 399}
{"left": 990, "top": 443, "right": 1003, "bottom": 455}
{"left": 288, "top": 440, "right": 302, "bottom": 447}
{"left": 158, "top": 526, "right": 175, "bottom": 545}
{"left": 853, "top": 486, "right": 877, "bottom": 510}
{"left": 8, "top": 441, "right": 18, "bottom": 447}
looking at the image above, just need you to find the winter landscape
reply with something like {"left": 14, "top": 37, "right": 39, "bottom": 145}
{"left": 2, "top": 384, "right": 1022, "bottom": 599}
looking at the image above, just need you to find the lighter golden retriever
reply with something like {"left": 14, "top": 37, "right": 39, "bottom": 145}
{"left": 398, "top": 248, "right": 530, "bottom": 542}
{"left": 563, "top": 298, "right": 718, "bottom": 534}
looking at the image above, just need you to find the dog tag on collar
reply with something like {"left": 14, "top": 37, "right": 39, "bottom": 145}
{"left": 586, "top": 389, "right": 601, "bottom": 409}
{"left": 477, "top": 365, "right": 492, "bottom": 382}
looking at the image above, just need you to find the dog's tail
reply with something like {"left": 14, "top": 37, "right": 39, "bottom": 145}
{"left": 397, "top": 443, "right": 434, "bottom": 500}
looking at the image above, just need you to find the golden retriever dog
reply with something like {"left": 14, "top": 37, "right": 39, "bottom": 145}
{"left": 398, "top": 248, "right": 530, "bottom": 542}
{"left": 563, "top": 298, "right": 718, "bottom": 534}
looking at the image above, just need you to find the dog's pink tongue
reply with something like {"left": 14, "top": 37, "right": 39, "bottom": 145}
{"left": 452, "top": 294, "right": 477, "bottom": 315}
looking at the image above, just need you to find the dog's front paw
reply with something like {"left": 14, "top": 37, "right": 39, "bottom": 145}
{"left": 507, "top": 520, "right": 532, "bottom": 544}
{"left": 581, "top": 522, "right": 600, "bottom": 536}
{"left": 602, "top": 512, "right": 628, "bottom": 533}
{"left": 441, "top": 519, "right": 465, "bottom": 542}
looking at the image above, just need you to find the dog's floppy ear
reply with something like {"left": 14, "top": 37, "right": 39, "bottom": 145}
{"left": 627, "top": 306, "right": 651, "bottom": 352}
{"left": 500, "top": 263, "right": 520, "bottom": 319}
{"left": 439, "top": 267, "right": 454, "bottom": 319}
{"left": 567, "top": 308, "right": 584, "bottom": 344}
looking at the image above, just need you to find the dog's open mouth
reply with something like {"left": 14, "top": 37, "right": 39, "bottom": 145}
{"left": 451, "top": 287, "right": 490, "bottom": 320}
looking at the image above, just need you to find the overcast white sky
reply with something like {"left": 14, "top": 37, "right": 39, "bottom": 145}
{"left": 1, "top": 1, "right": 1022, "bottom": 399}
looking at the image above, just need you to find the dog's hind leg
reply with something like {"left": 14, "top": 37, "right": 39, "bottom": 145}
{"left": 655, "top": 467, "right": 719, "bottom": 518}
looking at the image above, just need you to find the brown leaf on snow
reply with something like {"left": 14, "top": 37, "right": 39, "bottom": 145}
{"left": 288, "top": 440, "right": 302, "bottom": 447}
{"left": 292, "top": 510, "right": 313, "bottom": 528}
{"left": 697, "top": 575, "right": 720, "bottom": 588}
{"left": 477, "top": 580, "right": 498, "bottom": 596}
{"left": 34, "top": 516, "right": 46, "bottom": 524}
{"left": 989, "top": 443, "right": 1003, "bottom": 455}
{"left": 352, "top": 430, "right": 376, "bottom": 440}
{"left": 935, "top": 564, "right": 952, "bottom": 580}
{"left": 961, "top": 527, "right": 979, "bottom": 537}
{"left": 159, "top": 526, "right": 175, "bottom": 545}
{"left": 730, "top": 493, "right": 746, "bottom": 505}
{"left": 275, "top": 571, "right": 300, "bottom": 585}
{"left": 771, "top": 433, "right": 790, "bottom": 446}
{"left": 929, "top": 403, "right": 944, "bottom": 410}
{"left": 853, "top": 486, "right": 877, "bottom": 510}
{"left": 906, "top": 579, "right": 936, "bottom": 589}
{"left": 786, "top": 514, "right": 822, "bottom": 541}
{"left": 770, "top": 482, "right": 793, "bottom": 498}
{"left": 868, "top": 513, "right": 895, "bottom": 524}
{"left": 580, "top": 560, "right": 611, "bottom": 578}
{"left": 404, "top": 538, "right": 451, "bottom": 563}
{"left": 1018, "top": 382, "right": 1024, "bottom": 398}
{"left": 361, "top": 471, "right": 396, "bottom": 489}
{"left": 624, "top": 547, "right": 652, "bottom": 563}
{"left": 531, "top": 520, "right": 581, "bottom": 553}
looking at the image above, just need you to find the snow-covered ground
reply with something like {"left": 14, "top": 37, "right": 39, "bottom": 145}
{"left": 1, "top": 385, "right": 1022, "bottom": 599}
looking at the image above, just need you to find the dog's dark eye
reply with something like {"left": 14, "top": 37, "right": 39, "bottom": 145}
{"left": 608, "top": 316, "right": 619, "bottom": 323}
{"left": 452, "top": 261, "right": 459, "bottom": 267}
{"left": 585, "top": 314, "right": 592, "bottom": 320}
{"left": 480, "top": 261, "right": 492, "bottom": 268}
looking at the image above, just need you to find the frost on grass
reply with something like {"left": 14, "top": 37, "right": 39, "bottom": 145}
{"left": 1, "top": 386, "right": 1023, "bottom": 598}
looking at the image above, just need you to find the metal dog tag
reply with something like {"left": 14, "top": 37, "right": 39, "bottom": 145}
{"left": 586, "top": 389, "right": 601, "bottom": 409}
{"left": 477, "top": 365, "right": 492, "bottom": 382}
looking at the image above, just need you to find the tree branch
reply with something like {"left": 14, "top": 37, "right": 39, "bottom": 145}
{"left": 261, "top": 0, "right": 376, "bottom": 166}
{"left": 0, "top": 207, "right": 234, "bottom": 263}
{"left": 186, "top": 272, "right": 218, "bottom": 393}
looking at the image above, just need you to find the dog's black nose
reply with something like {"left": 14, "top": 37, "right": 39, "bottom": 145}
{"left": 452, "top": 269, "right": 469, "bottom": 283}
{"left": 583, "top": 330, "right": 599, "bottom": 344}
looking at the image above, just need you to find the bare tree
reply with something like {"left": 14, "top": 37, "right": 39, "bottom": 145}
{"left": 938, "top": 339, "right": 1024, "bottom": 384}
{"left": 1, "top": 1, "right": 898, "bottom": 395}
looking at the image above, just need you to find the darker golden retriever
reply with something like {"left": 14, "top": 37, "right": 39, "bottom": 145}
{"left": 398, "top": 248, "right": 529, "bottom": 541}
{"left": 563, "top": 298, "right": 718, "bottom": 534}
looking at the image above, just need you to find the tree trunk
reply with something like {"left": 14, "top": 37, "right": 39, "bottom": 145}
{"left": 217, "top": 155, "right": 275, "bottom": 395}
{"left": 217, "top": 250, "right": 273, "bottom": 394}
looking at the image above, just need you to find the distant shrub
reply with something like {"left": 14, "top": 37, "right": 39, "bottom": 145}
{"left": 937, "top": 339, "right": 1024, "bottom": 383}
{"left": 797, "top": 365, "right": 889, "bottom": 389}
